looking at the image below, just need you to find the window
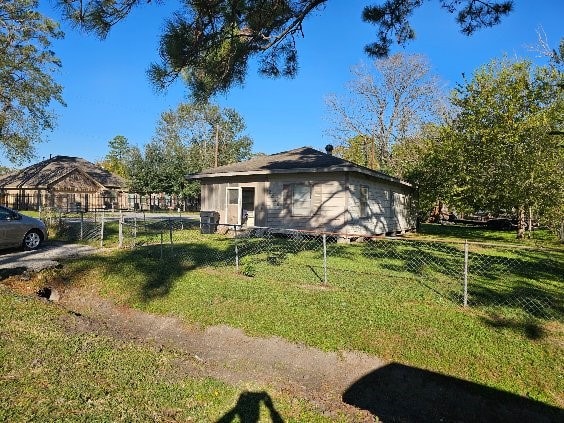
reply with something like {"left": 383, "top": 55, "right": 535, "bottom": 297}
{"left": 292, "top": 184, "right": 311, "bottom": 216}
{"left": 0, "top": 208, "right": 12, "bottom": 221}
{"left": 360, "top": 185, "right": 369, "bottom": 218}
{"left": 227, "top": 188, "right": 239, "bottom": 205}
{"left": 242, "top": 188, "right": 255, "bottom": 212}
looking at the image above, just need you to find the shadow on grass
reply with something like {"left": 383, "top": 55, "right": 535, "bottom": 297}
{"left": 343, "top": 363, "right": 563, "bottom": 423}
{"left": 468, "top": 279, "right": 563, "bottom": 320}
{"left": 63, "top": 241, "right": 237, "bottom": 302}
{"left": 360, "top": 239, "right": 464, "bottom": 278}
{"left": 339, "top": 239, "right": 563, "bottom": 320}
{"left": 480, "top": 314, "right": 546, "bottom": 340}
{"left": 467, "top": 250, "right": 563, "bottom": 319}
{"left": 216, "top": 391, "right": 284, "bottom": 423}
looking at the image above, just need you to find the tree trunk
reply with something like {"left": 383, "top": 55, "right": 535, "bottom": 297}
{"left": 527, "top": 205, "right": 533, "bottom": 239}
{"left": 516, "top": 206, "right": 526, "bottom": 239}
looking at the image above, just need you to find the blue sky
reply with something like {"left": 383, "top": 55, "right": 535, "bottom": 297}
{"left": 5, "top": 1, "right": 562, "bottom": 167}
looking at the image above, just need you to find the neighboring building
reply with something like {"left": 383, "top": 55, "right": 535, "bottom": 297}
{"left": 0, "top": 156, "right": 127, "bottom": 211}
{"left": 188, "top": 146, "right": 416, "bottom": 236}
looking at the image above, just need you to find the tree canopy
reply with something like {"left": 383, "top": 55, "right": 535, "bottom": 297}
{"left": 407, "top": 57, "right": 563, "bottom": 237}
{"left": 127, "top": 102, "right": 252, "bottom": 198}
{"left": 0, "top": 0, "right": 65, "bottom": 164}
{"left": 99, "top": 135, "right": 132, "bottom": 178}
{"left": 326, "top": 53, "right": 448, "bottom": 174}
{"left": 57, "top": 0, "right": 514, "bottom": 101}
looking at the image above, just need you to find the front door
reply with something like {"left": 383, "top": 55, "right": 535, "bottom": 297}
{"left": 241, "top": 187, "right": 255, "bottom": 227}
{"left": 226, "top": 188, "right": 241, "bottom": 225}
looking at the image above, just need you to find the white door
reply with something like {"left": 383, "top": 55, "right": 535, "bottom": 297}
{"left": 226, "top": 188, "right": 241, "bottom": 225}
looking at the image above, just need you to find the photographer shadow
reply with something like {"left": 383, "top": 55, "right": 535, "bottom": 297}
{"left": 217, "top": 391, "right": 284, "bottom": 423}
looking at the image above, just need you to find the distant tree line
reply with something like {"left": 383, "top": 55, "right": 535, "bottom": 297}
{"left": 100, "top": 103, "right": 252, "bottom": 208}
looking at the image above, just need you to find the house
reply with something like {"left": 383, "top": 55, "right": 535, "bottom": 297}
{"left": 188, "top": 146, "right": 416, "bottom": 236}
{"left": 0, "top": 156, "right": 127, "bottom": 212}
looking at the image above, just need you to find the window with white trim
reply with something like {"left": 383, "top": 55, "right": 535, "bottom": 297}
{"left": 292, "top": 183, "right": 311, "bottom": 216}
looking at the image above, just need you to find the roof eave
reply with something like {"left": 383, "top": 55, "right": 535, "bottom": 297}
{"left": 0, "top": 184, "right": 50, "bottom": 190}
{"left": 187, "top": 166, "right": 412, "bottom": 188}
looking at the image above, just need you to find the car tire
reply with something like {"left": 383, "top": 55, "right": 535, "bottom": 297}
{"left": 23, "top": 230, "right": 42, "bottom": 250}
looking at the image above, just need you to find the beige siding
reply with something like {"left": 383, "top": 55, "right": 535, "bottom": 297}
{"left": 265, "top": 173, "right": 347, "bottom": 231}
{"left": 345, "top": 175, "right": 416, "bottom": 235}
{"left": 200, "top": 177, "right": 267, "bottom": 225}
{"left": 200, "top": 172, "right": 414, "bottom": 235}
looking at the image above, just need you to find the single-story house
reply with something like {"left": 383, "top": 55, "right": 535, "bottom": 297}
{"left": 188, "top": 146, "right": 416, "bottom": 236}
{"left": 0, "top": 155, "right": 128, "bottom": 211}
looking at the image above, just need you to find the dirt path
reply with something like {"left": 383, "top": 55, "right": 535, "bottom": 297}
{"left": 56, "top": 284, "right": 379, "bottom": 420}
{"left": 0, "top": 242, "right": 97, "bottom": 274}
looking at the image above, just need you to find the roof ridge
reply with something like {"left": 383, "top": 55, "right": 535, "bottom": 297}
{"left": 188, "top": 145, "right": 411, "bottom": 187}
{"left": 0, "top": 155, "right": 126, "bottom": 189}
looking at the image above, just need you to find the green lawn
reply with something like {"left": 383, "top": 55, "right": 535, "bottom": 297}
{"left": 5, "top": 221, "right": 563, "bottom": 414}
{"left": 417, "top": 222, "right": 560, "bottom": 246}
{"left": 0, "top": 286, "right": 335, "bottom": 422}
{"left": 54, "top": 228, "right": 564, "bottom": 409}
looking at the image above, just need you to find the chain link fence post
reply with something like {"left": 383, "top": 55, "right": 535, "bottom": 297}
{"left": 323, "top": 233, "right": 328, "bottom": 285}
{"left": 463, "top": 239, "right": 469, "bottom": 307}
{"left": 118, "top": 212, "right": 123, "bottom": 249}
{"left": 160, "top": 231, "right": 164, "bottom": 260}
{"left": 100, "top": 211, "right": 105, "bottom": 248}
{"left": 80, "top": 211, "right": 84, "bottom": 241}
{"left": 133, "top": 215, "right": 137, "bottom": 245}
{"left": 234, "top": 225, "right": 239, "bottom": 272}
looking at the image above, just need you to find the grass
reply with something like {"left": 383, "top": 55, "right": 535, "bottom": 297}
{"left": 0, "top": 286, "right": 335, "bottom": 422}
{"left": 54, "top": 228, "right": 564, "bottom": 409}
{"left": 4, "top": 221, "right": 563, "bottom": 416}
{"left": 417, "top": 222, "right": 560, "bottom": 246}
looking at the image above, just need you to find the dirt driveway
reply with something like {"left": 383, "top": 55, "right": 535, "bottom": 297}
{"left": 0, "top": 242, "right": 97, "bottom": 275}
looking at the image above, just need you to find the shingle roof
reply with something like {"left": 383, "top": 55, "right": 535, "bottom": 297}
{"left": 189, "top": 146, "right": 411, "bottom": 187}
{"left": 0, "top": 156, "right": 126, "bottom": 189}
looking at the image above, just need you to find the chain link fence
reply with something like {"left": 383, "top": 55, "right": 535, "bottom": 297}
{"left": 42, "top": 211, "right": 563, "bottom": 320}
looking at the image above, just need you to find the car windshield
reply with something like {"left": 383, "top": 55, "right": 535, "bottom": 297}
{"left": 0, "top": 207, "right": 19, "bottom": 221}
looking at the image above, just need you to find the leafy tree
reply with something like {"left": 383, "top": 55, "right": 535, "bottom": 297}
{"left": 0, "top": 0, "right": 65, "bottom": 164}
{"left": 58, "top": 0, "right": 513, "bottom": 100}
{"left": 123, "top": 145, "right": 147, "bottom": 194}
{"left": 0, "top": 165, "right": 14, "bottom": 175}
{"left": 100, "top": 135, "right": 132, "bottom": 178}
{"left": 333, "top": 135, "right": 372, "bottom": 168}
{"left": 410, "top": 58, "right": 563, "bottom": 238}
{"left": 389, "top": 123, "right": 440, "bottom": 181}
{"left": 326, "top": 53, "right": 447, "bottom": 173}
{"left": 128, "top": 103, "right": 252, "bottom": 200}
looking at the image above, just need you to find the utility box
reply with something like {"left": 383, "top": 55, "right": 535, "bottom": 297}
{"left": 200, "top": 211, "right": 220, "bottom": 234}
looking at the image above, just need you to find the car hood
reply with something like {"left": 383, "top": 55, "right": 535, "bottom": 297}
{"left": 18, "top": 214, "right": 48, "bottom": 234}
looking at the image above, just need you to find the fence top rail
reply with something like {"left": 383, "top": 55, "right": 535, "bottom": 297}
{"left": 231, "top": 225, "right": 563, "bottom": 252}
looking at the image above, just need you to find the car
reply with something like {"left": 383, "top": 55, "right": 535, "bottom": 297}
{"left": 0, "top": 206, "right": 48, "bottom": 250}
